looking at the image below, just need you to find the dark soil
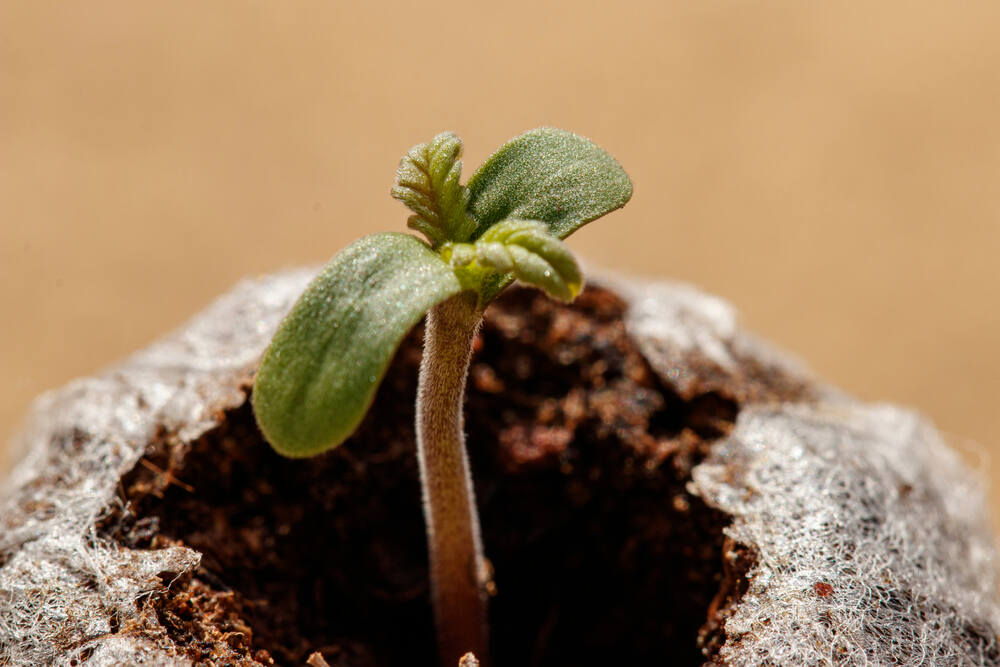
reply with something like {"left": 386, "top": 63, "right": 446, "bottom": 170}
{"left": 98, "top": 286, "right": 771, "bottom": 666}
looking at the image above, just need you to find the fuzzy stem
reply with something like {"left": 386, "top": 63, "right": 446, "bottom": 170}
{"left": 416, "top": 292, "right": 490, "bottom": 667}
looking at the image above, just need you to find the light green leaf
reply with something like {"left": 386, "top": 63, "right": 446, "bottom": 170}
{"left": 391, "top": 132, "right": 476, "bottom": 246}
{"left": 252, "top": 233, "right": 463, "bottom": 457}
{"left": 466, "top": 127, "right": 632, "bottom": 241}
{"left": 447, "top": 219, "right": 583, "bottom": 302}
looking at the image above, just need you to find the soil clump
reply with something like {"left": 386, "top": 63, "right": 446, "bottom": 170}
{"left": 98, "top": 286, "right": 752, "bottom": 666}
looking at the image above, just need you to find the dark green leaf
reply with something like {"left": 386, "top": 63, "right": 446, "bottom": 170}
{"left": 466, "top": 127, "right": 632, "bottom": 240}
{"left": 252, "top": 233, "right": 462, "bottom": 457}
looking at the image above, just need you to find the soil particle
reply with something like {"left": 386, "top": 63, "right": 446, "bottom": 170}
{"left": 698, "top": 537, "right": 757, "bottom": 662}
{"left": 99, "top": 286, "right": 766, "bottom": 666}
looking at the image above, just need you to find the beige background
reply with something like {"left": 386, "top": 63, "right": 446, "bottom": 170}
{"left": 2, "top": 3, "right": 998, "bottom": 516}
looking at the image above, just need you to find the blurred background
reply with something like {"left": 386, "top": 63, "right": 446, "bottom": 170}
{"left": 2, "top": 3, "right": 997, "bottom": 515}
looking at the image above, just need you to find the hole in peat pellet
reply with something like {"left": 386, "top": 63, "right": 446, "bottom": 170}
{"left": 99, "top": 287, "right": 741, "bottom": 666}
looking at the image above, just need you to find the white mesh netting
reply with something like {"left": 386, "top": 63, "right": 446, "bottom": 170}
{"left": 692, "top": 403, "right": 1000, "bottom": 665}
{"left": 0, "top": 268, "right": 315, "bottom": 665}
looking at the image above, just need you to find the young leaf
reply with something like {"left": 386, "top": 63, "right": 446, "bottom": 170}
{"left": 252, "top": 233, "right": 463, "bottom": 457}
{"left": 447, "top": 219, "right": 583, "bottom": 302}
{"left": 391, "top": 132, "right": 476, "bottom": 246}
{"left": 465, "top": 127, "right": 633, "bottom": 241}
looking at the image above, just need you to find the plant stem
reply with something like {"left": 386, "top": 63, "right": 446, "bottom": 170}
{"left": 416, "top": 292, "right": 490, "bottom": 667}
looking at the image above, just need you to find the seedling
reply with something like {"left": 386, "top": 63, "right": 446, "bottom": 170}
{"left": 252, "top": 128, "right": 631, "bottom": 666}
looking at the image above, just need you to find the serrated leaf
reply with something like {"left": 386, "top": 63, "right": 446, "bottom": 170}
{"left": 252, "top": 233, "right": 463, "bottom": 457}
{"left": 391, "top": 132, "right": 475, "bottom": 245}
{"left": 448, "top": 219, "right": 582, "bottom": 302}
{"left": 466, "top": 127, "right": 633, "bottom": 241}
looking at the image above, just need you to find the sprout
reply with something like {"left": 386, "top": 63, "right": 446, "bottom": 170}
{"left": 252, "top": 128, "right": 632, "bottom": 666}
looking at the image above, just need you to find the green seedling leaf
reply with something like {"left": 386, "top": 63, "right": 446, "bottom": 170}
{"left": 391, "top": 132, "right": 476, "bottom": 246}
{"left": 252, "top": 128, "right": 632, "bottom": 665}
{"left": 252, "top": 232, "right": 462, "bottom": 457}
{"left": 466, "top": 127, "right": 633, "bottom": 241}
{"left": 446, "top": 219, "right": 582, "bottom": 302}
